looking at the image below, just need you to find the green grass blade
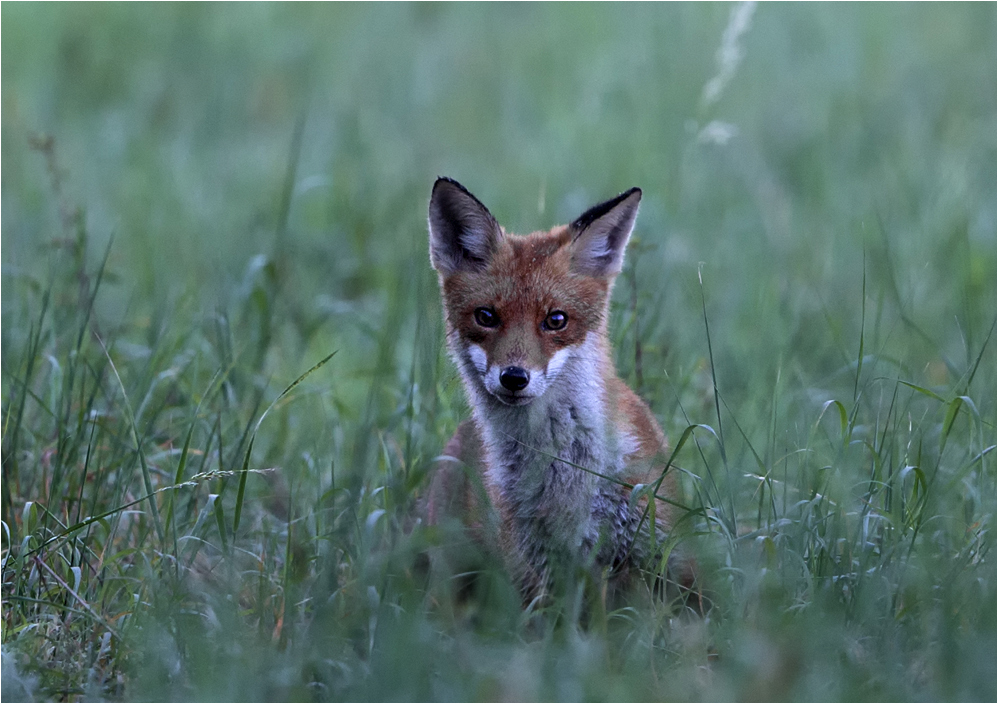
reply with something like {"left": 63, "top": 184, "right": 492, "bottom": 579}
{"left": 93, "top": 333, "right": 166, "bottom": 549}
{"left": 232, "top": 350, "right": 337, "bottom": 532}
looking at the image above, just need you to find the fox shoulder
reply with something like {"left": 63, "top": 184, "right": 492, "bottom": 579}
{"left": 426, "top": 420, "right": 491, "bottom": 533}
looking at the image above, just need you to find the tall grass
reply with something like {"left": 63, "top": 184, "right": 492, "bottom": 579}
{"left": 3, "top": 3, "right": 995, "bottom": 701}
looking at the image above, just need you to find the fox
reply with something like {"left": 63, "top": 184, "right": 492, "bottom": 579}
{"left": 425, "top": 177, "right": 693, "bottom": 606}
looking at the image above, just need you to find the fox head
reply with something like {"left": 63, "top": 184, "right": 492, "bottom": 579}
{"left": 428, "top": 177, "right": 641, "bottom": 407}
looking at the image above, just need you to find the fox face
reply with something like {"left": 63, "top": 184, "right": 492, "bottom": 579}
{"left": 429, "top": 178, "right": 641, "bottom": 407}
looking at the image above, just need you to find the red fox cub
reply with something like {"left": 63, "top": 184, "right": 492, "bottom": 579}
{"left": 426, "top": 177, "right": 684, "bottom": 602}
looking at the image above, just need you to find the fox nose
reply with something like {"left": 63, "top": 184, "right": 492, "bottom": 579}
{"left": 499, "top": 366, "right": 530, "bottom": 392}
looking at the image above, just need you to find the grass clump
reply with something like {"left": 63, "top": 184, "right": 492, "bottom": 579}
{"left": 2, "top": 3, "right": 995, "bottom": 701}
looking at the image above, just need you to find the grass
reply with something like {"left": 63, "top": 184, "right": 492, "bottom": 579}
{"left": 2, "top": 3, "right": 995, "bottom": 701}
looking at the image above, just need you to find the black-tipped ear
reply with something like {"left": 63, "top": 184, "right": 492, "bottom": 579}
{"left": 428, "top": 177, "right": 502, "bottom": 276}
{"left": 570, "top": 187, "right": 642, "bottom": 277}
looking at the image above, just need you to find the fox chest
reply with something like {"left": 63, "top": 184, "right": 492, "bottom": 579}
{"left": 484, "top": 407, "right": 639, "bottom": 572}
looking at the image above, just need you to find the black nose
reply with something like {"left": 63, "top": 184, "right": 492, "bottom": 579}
{"left": 499, "top": 366, "right": 530, "bottom": 392}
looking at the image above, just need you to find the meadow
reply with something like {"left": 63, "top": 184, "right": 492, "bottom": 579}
{"left": 2, "top": 3, "right": 995, "bottom": 700}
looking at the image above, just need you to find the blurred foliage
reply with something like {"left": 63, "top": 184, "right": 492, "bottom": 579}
{"left": 1, "top": 3, "right": 995, "bottom": 701}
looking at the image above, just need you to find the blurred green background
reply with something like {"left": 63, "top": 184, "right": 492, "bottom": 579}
{"left": 3, "top": 3, "right": 995, "bottom": 398}
{"left": 2, "top": 3, "right": 995, "bottom": 701}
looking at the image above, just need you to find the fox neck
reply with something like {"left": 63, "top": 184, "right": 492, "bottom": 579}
{"left": 453, "top": 330, "right": 637, "bottom": 568}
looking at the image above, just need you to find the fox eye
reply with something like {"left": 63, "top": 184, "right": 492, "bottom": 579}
{"left": 474, "top": 307, "right": 500, "bottom": 328}
{"left": 543, "top": 311, "right": 568, "bottom": 331}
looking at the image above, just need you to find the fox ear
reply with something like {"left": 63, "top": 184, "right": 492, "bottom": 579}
{"left": 428, "top": 177, "right": 502, "bottom": 276}
{"left": 570, "top": 187, "right": 642, "bottom": 277}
